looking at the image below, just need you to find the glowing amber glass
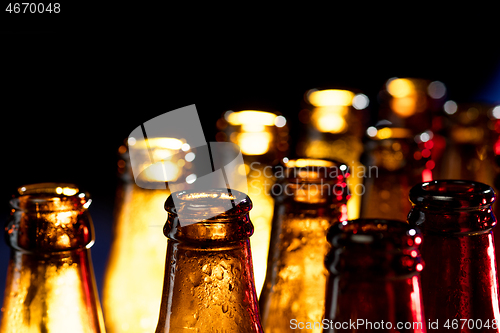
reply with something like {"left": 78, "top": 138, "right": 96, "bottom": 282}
{"left": 1, "top": 183, "right": 105, "bottom": 333}
{"left": 259, "top": 159, "right": 349, "bottom": 333}
{"left": 103, "top": 139, "right": 190, "bottom": 333}
{"left": 156, "top": 189, "right": 263, "bottom": 332}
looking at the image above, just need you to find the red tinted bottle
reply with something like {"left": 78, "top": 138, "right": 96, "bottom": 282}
{"left": 408, "top": 180, "right": 500, "bottom": 332}
{"left": 324, "top": 219, "right": 426, "bottom": 333}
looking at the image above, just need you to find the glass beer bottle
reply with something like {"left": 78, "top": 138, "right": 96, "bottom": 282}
{"left": 323, "top": 219, "right": 425, "bottom": 333}
{"left": 1, "top": 183, "right": 105, "bottom": 333}
{"left": 155, "top": 189, "right": 263, "bottom": 332}
{"left": 259, "top": 158, "right": 350, "bottom": 333}
{"left": 408, "top": 180, "right": 500, "bottom": 332}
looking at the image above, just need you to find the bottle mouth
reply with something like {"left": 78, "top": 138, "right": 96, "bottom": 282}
{"left": 328, "top": 219, "right": 422, "bottom": 251}
{"left": 10, "top": 183, "right": 91, "bottom": 212}
{"left": 327, "top": 219, "right": 424, "bottom": 277}
{"left": 165, "top": 188, "right": 252, "bottom": 222}
{"left": 409, "top": 179, "right": 495, "bottom": 210}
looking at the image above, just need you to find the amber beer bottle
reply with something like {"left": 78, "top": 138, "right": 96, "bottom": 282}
{"left": 323, "top": 219, "right": 426, "bottom": 333}
{"left": 155, "top": 189, "right": 263, "bottom": 332}
{"left": 408, "top": 180, "right": 500, "bottom": 332}
{"left": 259, "top": 159, "right": 349, "bottom": 333}
{"left": 1, "top": 183, "right": 105, "bottom": 333}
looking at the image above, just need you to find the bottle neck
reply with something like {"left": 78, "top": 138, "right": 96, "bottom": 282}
{"left": 7, "top": 184, "right": 94, "bottom": 254}
{"left": 156, "top": 223, "right": 262, "bottom": 332}
{"left": 324, "top": 220, "right": 425, "bottom": 332}
{"left": 408, "top": 205, "right": 495, "bottom": 235}
{"left": 157, "top": 189, "right": 263, "bottom": 332}
{"left": 408, "top": 180, "right": 497, "bottom": 235}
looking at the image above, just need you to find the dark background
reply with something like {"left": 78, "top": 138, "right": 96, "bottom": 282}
{"left": 1, "top": 5, "right": 499, "bottom": 308}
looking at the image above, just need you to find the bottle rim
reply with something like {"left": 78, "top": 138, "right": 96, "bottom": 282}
{"left": 10, "top": 183, "right": 91, "bottom": 212}
{"left": 409, "top": 179, "right": 495, "bottom": 210}
{"left": 165, "top": 188, "right": 252, "bottom": 220}
{"left": 328, "top": 219, "right": 422, "bottom": 251}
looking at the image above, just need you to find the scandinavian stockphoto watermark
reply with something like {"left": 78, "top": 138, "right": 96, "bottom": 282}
{"left": 290, "top": 319, "right": 424, "bottom": 331}
{"left": 246, "top": 161, "right": 377, "bottom": 198}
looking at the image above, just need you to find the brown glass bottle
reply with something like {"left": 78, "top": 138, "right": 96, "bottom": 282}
{"left": 408, "top": 180, "right": 500, "bottom": 332}
{"left": 324, "top": 219, "right": 426, "bottom": 333}
{"left": 155, "top": 189, "right": 263, "bottom": 333}
{"left": 1, "top": 183, "right": 105, "bottom": 333}
{"left": 259, "top": 158, "right": 349, "bottom": 333}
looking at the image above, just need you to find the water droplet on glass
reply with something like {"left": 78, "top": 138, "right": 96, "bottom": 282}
{"left": 214, "top": 266, "right": 224, "bottom": 280}
{"left": 202, "top": 264, "right": 211, "bottom": 275}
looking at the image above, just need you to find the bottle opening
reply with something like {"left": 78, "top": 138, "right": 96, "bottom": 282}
{"left": 326, "top": 219, "right": 424, "bottom": 277}
{"left": 165, "top": 188, "right": 252, "bottom": 222}
{"left": 328, "top": 219, "right": 422, "bottom": 251}
{"left": 410, "top": 180, "right": 495, "bottom": 209}
{"left": 11, "top": 183, "right": 91, "bottom": 212}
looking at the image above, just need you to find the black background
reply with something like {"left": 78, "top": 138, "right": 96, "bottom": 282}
{"left": 1, "top": 4, "right": 499, "bottom": 309}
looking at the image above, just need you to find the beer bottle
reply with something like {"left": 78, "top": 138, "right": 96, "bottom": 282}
{"left": 259, "top": 158, "right": 349, "bottom": 332}
{"left": 1, "top": 183, "right": 105, "bottom": 333}
{"left": 155, "top": 189, "right": 263, "bottom": 332}
{"left": 324, "top": 219, "right": 426, "bottom": 333}
{"left": 408, "top": 180, "right": 500, "bottom": 332}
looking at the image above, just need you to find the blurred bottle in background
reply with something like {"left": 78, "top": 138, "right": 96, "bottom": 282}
{"left": 216, "top": 109, "right": 289, "bottom": 296}
{"left": 296, "top": 87, "right": 370, "bottom": 220}
{"left": 360, "top": 78, "right": 447, "bottom": 220}
{"left": 103, "top": 137, "right": 193, "bottom": 333}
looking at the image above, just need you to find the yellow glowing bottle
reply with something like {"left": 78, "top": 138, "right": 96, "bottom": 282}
{"left": 216, "top": 109, "right": 289, "bottom": 297}
{"left": 296, "top": 88, "right": 370, "bottom": 220}
{"left": 1, "top": 183, "right": 105, "bottom": 333}
{"left": 155, "top": 189, "right": 263, "bottom": 332}
{"left": 259, "top": 159, "right": 349, "bottom": 333}
{"left": 103, "top": 138, "right": 188, "bottom": 333}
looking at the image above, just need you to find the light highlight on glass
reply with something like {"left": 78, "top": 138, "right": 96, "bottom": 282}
{"left": 306, "top": 89, "right": 355, "bottom": 107}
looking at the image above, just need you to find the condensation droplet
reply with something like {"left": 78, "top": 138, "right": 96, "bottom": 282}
{"left": 287, "top": 238, "right": 302, "bottom": 252}
{"left": 188, "top": 271, "right": 202, "bottom": 287}
{"left": 202, "top": 264, "right": 211, "bottom": 275}
{"left": 214, "top": 266, "right": 224, "bottom": 280}
{"left": 220, "top": 260, "right": 229, "bottom": 270}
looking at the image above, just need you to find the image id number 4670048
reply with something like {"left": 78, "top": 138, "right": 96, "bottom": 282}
{"left": 6, "top": 3, "right": 60, "bottom": 13}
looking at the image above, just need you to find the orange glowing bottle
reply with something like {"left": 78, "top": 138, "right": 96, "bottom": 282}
{"left": 1, "top": 183, "right": 105, "bottom": 333}
{"left": 408, "top": 180, "right": 500, "bottom": 332}
{"left": 259, "top": 158, "right": 349, "bottom": 333}
{"left": 323, "top": 219, "right": 426, "bottom": 333}
{"left": 155, "top": 189, "right": 263, "bottom": 332}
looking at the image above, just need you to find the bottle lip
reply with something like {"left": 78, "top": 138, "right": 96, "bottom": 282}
{"left": 165, "top": 188, "right": 252, "bottom": 220}
{"left": 10, "top": 183, "right": 91, "bottom": 211}
{"left": 328, "top": 219, "right": 422, "bottom": 250}
{"left": 409, "top": 179, "right": 495, "bottom": 209}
